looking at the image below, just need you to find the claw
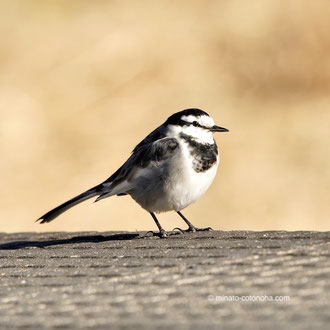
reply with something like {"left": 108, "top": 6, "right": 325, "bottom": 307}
{"left": 143, "top": 230, "right": 168, "bottom": 238}
{"left": 145, "top": 230, "right": 156, "bottom": 237}
{"left": 172, "top": 227, "right": 185, "bottom": 234}
{"left": 143, "top": 229, "right": 186, "bottom": 238}
{"left": 175, "top": 226, "right": 213, "bottom": 233}
{"left": 175, "top": 212, "right": 213, "bottom": 234}
{"left": 143, "top": 226, "right": 212, "bottom": 238}
{"left": 195, "top": 226, "right": 213, "bottom": 232}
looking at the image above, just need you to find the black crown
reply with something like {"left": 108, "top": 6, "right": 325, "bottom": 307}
{"left": 166, "top": 108, "right": 209, "bottom": 126}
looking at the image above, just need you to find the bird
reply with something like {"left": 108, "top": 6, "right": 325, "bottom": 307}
{"left": 37, "top": 108, "right": 229, "bottom": 237}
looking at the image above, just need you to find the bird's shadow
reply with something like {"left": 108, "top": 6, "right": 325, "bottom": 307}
{"left": 0, "top": 233, "right": 140, "bottom": 250}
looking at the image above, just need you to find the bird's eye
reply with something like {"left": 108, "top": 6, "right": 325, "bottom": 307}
{"left": 192, "top": 121, "right": 199, "bottom": 127}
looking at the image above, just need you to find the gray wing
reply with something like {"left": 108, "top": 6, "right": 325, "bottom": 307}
{"left": 95, "top": 136, "right": 179, "bottom": 200}
{"left": 102, "top": 126, "right": 168, "bottom": 183}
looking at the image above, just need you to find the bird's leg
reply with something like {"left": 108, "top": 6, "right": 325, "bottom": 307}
{"left": 174, "top": 211, "right": 213, "bottom": 232}
{"left": 148, "top": 212, "right": 168, "bottom": 238}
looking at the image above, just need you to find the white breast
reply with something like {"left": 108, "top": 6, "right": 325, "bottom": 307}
{"left": 159, "top": 139, "right": 219, "bottom": 212}
{"left": 138, "top": 138, "right": 218, "bottom": 213}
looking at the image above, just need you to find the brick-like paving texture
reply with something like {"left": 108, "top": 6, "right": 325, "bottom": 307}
{"left": 0, "top": 231, "right": 329, "bottom": 329}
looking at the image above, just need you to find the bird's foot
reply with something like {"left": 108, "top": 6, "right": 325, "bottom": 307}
{"left": 173, "top": 226, "right": 213, "bottom": 233}
{"left": 144, "top": 229, "right": 181, "bottom": 238}
{"left": 193, "top": 226, "right": 213, "bottom": 232}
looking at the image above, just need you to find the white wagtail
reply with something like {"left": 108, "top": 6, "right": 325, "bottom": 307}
{"left": 37, "top": 108, "right": 229, "bottom": 237}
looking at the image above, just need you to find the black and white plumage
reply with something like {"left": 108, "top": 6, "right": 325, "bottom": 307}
{"left": 37, "top": 108, "right": 229, "bottom": 237}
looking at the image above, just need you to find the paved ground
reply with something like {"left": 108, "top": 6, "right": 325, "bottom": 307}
{"left": 0, "top": 230, "right": 329, "bottom": 329}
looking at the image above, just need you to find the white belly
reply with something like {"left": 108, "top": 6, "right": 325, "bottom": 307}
{"left": 160, "top": 147, "right": 218, "bottom": 212}
{"left": 131, "top": 140, "right": 219, "bottom": 213}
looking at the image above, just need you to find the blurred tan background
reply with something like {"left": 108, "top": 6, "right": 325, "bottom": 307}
{"left": 1, "top": 0, "right": 329, "bottom": 233}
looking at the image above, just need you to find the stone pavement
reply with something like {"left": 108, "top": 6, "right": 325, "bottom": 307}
{"left": 0, "top": 231, "right": 329, "bottom": 329}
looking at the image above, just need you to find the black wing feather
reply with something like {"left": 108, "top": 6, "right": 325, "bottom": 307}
{"left": 102, "top": 126, "right": 170, "bottom": 185}
{"left": 101, "top": 135, "right": 178, "bottom": 189}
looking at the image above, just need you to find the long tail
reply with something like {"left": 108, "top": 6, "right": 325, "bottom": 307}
{"left": 37, "top": 184, "right": 102, "bottom": 224}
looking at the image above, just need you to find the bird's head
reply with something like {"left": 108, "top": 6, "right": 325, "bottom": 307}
{"left": 165, "top": 108, "right": 229, "bottom": 144}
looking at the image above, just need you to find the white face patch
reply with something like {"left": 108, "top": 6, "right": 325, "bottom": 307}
{"left": 181, "top": 115, "right": 215, "bottom": 128}
{"left": 180, "top": 125, "right": 214, "bottom": 144}
{"left": 168, "top": 122, "right": 215, "bottom": 144}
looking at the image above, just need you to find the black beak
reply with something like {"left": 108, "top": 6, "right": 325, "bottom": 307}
{"left": 209, "top": 125, "right": 229, "bottom": 132}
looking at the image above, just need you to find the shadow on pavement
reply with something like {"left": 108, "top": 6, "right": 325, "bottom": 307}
{"left": 0, "top": 233, "right": 140, "bottom": 250}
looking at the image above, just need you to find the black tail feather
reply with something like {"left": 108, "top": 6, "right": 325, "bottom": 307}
{"left": 37, "top": 185, "right": 102, "bottom": 224}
